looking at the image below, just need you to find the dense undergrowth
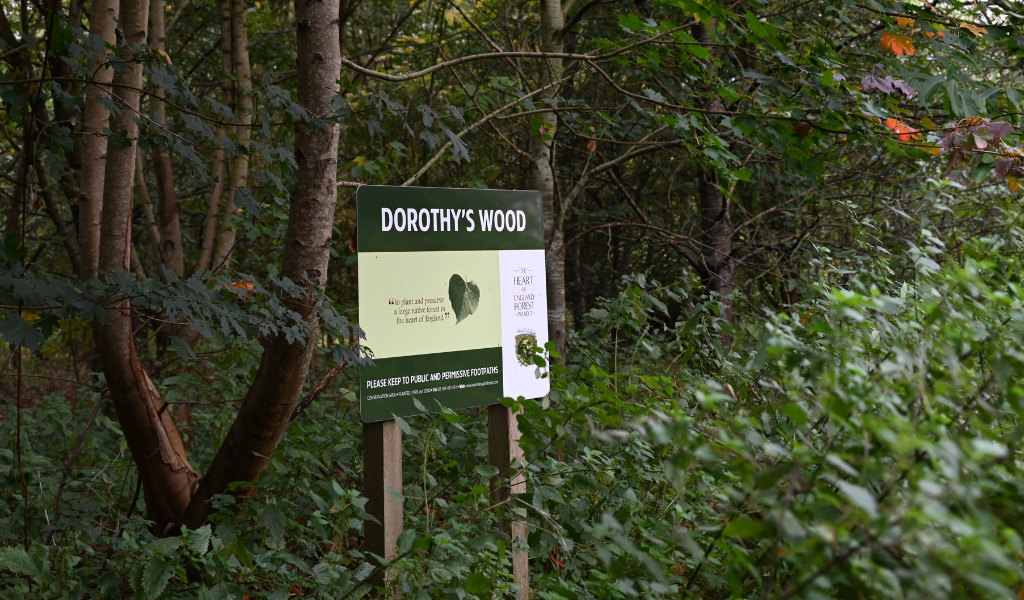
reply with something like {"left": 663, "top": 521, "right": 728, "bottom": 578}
{"left": 5, "top": 230, "right": 1024, "bottom": 599}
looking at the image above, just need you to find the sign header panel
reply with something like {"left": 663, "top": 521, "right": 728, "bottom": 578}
{"left": 358, "top": 186, "right": 549, "bottom": 422}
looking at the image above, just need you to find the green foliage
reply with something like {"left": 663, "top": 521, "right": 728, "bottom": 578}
{"left": 3, "top": 0, "right": 1024, "bottom": 597}
{"left": 9, "top": 230, "right": 1024, "bottom": 597}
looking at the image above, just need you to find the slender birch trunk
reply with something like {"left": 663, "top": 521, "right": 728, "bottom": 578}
{"left": 79, "top": 0, "right": 119, "bottom": 279}
{"left": 148, "top": 0, "right": 184, "bottom": 278}
{"left": 197, "top": 129, "right": 228, "bottom": 272}
{"left": 210, "top": 0, "right": 252, "bottom": 273}
{"left": 94, "top": 0, "right": 196, "bottom": 534}
{"left": 197, "top": 0, "right": 235, "bottom": 272}
{"left": 135, "top": 151, "right": 163, "bottom": 264}
{"left": 182, "top": 0, "right": 341, "bottom": 527}
{"left": 531, "top": 0, "right": 567, "bottom": 353}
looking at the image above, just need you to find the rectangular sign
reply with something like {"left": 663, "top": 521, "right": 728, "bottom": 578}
{"left": 357, "top": 185, "right": 550, "bottom": 422}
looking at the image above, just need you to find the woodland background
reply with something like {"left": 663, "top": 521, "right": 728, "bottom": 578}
{"left": 3, "top": 0, "right": 1024, "bottom": 598}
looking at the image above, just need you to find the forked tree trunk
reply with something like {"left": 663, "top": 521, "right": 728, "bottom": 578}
{"left": 181, "top": 0, "right": 341, "bottom": 527}
{"left": 94, "top": 0, "right": 197, "bottom": 534}
{"left": 210, "top": 0, "right": 252, "bottom": 273}
{"left": 79, "top": 0, "right": 119, "bottom": 279}
{"left": 531, "top": 0, "right": 566, "bottom": 353}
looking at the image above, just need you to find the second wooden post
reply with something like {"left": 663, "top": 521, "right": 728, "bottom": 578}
{"left": 489, "top": 404, "right": 529, "bottom": 599}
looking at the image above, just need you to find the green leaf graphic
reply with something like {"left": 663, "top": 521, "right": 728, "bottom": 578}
{"left": 448, "top": 274, "right": 480, "bottom": 324}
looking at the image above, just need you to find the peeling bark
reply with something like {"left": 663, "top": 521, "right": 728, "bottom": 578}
{"left": 94, "top": 0, "right": 196, "bottom": 534}
{"left": 79, "top": 0, "right": 119, "bottom": 279}
{"left": 182, "top": 0, "right": 340, "bottom": 527}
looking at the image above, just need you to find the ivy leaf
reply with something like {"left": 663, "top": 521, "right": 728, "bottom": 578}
{"left": 448, "top": 274, "right": 481, "bottom": 324}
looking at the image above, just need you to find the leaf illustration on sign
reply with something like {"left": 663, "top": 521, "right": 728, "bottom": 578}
{"left": 448, "top": 274, "right": 480, "bottom": 324}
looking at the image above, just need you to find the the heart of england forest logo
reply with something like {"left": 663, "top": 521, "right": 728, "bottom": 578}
{"left": 515, "top": 333, "right": 537, "bottom": 366}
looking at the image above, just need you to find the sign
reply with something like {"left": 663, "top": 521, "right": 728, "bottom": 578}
{"left": 357, "top": 185, "right": 550, "bottom": 422}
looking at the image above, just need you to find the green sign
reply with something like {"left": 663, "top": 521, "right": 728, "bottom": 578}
{"left": 357, "top": 185, "right": 550, "bottom": 422}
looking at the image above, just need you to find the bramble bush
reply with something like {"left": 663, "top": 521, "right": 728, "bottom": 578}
{"left": 6, "top": 231, "right": 1024, "bottom": 599}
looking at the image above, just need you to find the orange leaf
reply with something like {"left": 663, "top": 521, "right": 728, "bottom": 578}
{"left": 880, "top": 32, "right": 915, "bottom": 56}
{"left": 959, "top": 22, "right": 988, "bottom": 36}
{"left": 884, "top": 118, "right": 920, "bottom": 142}
{"left": 896, "top": 17, "right": 913, "bottom": 28}
{"left": 1009, "top": 177, "right": 1021, "bottom": 192}
{"left": 924, "top": 30, "right": 945, "bottom": 39}
{"left": 587, "top": 139, "right": 597, "bottom": 152}
{"left": 227, "top": 280, "right": 255, "bottom": 293}
{"left": 550, "top": 551, "right": 565, "bottom": 568}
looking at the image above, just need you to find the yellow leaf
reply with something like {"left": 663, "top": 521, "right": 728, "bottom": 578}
{"left": 959, "top": 22, "right": 988, "bottom": 36}
{"left": 919, "top": 117, "right": 937, "bottom": 131}
{"left": 1009, "top": 177, "right": 1021, "bottom": 192}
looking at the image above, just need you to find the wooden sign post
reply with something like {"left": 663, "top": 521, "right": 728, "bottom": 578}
{"left": 362, "top": 419, "right": 402, "bottom": 588}
{"left": 488, "top": 405, "right": 529, "bottom": 599}
{"left": 357, "top": 185, "right": 549, "bottom": 596}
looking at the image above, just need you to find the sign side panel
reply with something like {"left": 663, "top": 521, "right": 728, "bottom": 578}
{"left": 499, "top": 249, "right": 550, "bottom": 399}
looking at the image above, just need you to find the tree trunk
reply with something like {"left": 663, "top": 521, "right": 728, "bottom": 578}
{"left": 182, "top": 0, "right": 341, "bottom": 527}
{"left": 197, "top": 0, "right": 234, "bottom": 273}
{"left": 690, "top": 21, "right": 735, "bottom": 323}
{"left": 148, "top": 0, "right": 185, "bottom": 278}
{"left": 78, "top": 0, "right": 119, "bottom": 279}
{"left": 197, "top": 126, "right": 228, "bottom": 273}
{"left": 35, "top": 157, "right": 82, "bottom": 277}
{"left": 698, "top": 168, "right": 735, "bottom": 322}
{"left": 7, "top": 120, "right": 32, "bottom": 244}
{"left": 94, "top": 0, "right": 197, "bottom": 535}
{"left": 210, "top": 0, "right": 252, "bottom": 273}
{"left": 135, "top": 151, "right": 163, "bottom": 265}
{"left": 531, "top": 0, "right": 566, "bottom": 354}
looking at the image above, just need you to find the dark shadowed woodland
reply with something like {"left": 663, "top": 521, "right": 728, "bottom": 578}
{"left": 3, "top": 0, "right": 1024, "bottom": 597}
